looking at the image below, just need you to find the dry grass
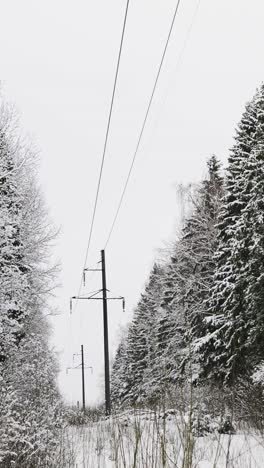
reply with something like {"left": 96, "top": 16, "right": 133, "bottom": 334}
{"left": 55, "top": 406, "right": 264, "bottom": 467}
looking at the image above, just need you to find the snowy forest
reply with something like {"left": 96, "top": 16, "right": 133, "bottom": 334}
{"left": 0, "top": 97, "right": 63, "bottom": 466}
{"left": 111, "top": 82, "right": 264, "bottom": 421}
{"left": 2, "top": 79, "right": 264, "bottom": 466}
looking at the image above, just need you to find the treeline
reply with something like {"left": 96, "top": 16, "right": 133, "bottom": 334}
{"left": 0, "top": 96, "right": 62, "bottom": 466}
{"left": 111, "top": 83, "right": 264, "bottom": 413}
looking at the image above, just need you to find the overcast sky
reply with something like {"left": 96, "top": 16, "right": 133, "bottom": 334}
{"left": 1, "top": 0, "right": 264, "bottom": 405}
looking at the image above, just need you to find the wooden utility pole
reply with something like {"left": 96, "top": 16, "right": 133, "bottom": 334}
{"left": 101, "top": 250, "right": 111, "bottom": 415}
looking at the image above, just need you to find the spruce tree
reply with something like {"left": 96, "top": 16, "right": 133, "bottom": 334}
{"left": 111, "top": 335, "right": 129, "bottom": 405}
{"left": 0, "top": 97, "right": 62, "bottom": 467}
{"left": 198, "top": 84, "right": 264, "bottom": 383}
{"left": 111, "top": 157, "right": 224, "bottom": 404}
{"left": 184, "top": 155, "right": 224, "bottom": 340}
{"left": 0, "top": 127, "right": 30, "bottom": 361}
{"left": 244, "top": 146, "right": 264, "bottom": 363}
{"left": 111, "top": 264, "right": 165, "bottom": 406}
{"left": 160, "top": 156, "right": 224, "bottom": 382}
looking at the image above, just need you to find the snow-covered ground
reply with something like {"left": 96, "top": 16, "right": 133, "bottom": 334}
{"left": 59, "top": 410, "right": 264, "bottom": 467}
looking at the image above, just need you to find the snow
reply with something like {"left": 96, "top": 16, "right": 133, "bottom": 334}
{"left": 60, "top": 411, "right": 264, "bottom": 467}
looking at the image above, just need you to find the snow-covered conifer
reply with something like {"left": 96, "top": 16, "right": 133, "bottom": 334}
{"left": 198, "top": 85, "right": 264, "bottom": 383}
{"left": 159, "top": 156, "right": 223, "bottom": 383}
{"left": 111, "top": 157, "right": 223, "bottom": 404}
{"left": 0, "top": 94, "right": 62, "bottom": 467}
{"left": 0, "top": 114, "right": 30, "bottom": 361}
{"left": 111, "top": 264, "right": 165, "bottom": 406}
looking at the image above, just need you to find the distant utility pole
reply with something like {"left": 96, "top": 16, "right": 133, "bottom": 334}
{"left": 71, "top": 249, "right": 125, "bottom": 416}
{"left": 81, "top": 345, "right": 85, "bottom": 412}
{"left": 66, "top": 345, "right": 93, "bottom": 412}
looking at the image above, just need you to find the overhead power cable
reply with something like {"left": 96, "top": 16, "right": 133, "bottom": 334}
{"left": 74, "top": 0, "right": 130, "bottom": 307}
{"left": 104, "top": 0, "right": 181, "bottom": 249}
{"left": 149, "top": 0, "right": 201, "bottom": 135}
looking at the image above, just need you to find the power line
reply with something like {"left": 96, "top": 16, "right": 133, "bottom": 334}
{"left": 128, "top": 0, "right": 201, "bottom": 191}
{"left": 151, "top": 0, "right": 201, "bottom": 125}
{"left": 104, "top": 0, "right": 181, "bottom": 249}
{"left": 74, "top": 0, "right": 130, "bottom": 307}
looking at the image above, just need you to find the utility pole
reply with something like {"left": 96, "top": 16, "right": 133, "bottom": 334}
{"left": 71, "top": 250, "right": 125, "bottom": 416}
{"left": 81, "top": 345, "right": 85, "bottom": 412}
{"left": 101, "top": 250, "right": 111, "bottom": 416}
{"left": 66, "top": 345, "right": 93, "bottom": 412}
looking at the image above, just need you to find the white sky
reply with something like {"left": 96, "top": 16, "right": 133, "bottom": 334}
{"left": 1, "top": 0, "right": 264, "bottom": 405}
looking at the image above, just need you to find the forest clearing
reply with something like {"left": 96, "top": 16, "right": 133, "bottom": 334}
{"left": 1, "top": 1, "right": 264, "bottom": 467}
